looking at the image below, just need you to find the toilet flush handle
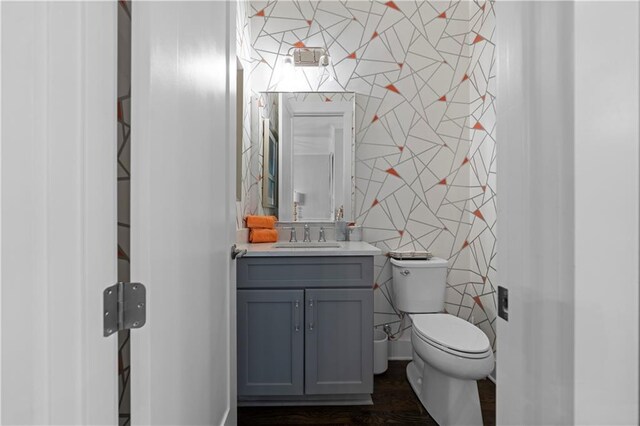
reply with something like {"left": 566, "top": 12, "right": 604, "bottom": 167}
{"left": 400, "top": 270, "right": 410, "bottom": 276}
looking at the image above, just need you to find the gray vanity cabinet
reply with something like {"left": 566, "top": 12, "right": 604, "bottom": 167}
{"left": 237, "top": 289, "right": 304, "bottom": 396}
{"left": 304, "top": 288, "right": 373, "bottom": 395}
{"left": 237, "top": 256, "right": 374, "bottom": 402}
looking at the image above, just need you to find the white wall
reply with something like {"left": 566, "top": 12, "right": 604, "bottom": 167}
{"left": 574, "top": 2, "right": 639, "bottom": 424}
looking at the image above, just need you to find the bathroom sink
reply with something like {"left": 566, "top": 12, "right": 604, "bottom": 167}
{"left": 272, "top": 241, "right": 342, "bottom": 249}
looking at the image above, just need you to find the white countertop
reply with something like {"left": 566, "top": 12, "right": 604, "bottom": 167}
{"left": 236, "top": 241, "right": 382, "bottom": 257}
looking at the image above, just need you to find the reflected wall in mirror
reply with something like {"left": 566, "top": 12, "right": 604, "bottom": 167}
{"left": 258, "top": 92, "right": 355, "bottom": 223}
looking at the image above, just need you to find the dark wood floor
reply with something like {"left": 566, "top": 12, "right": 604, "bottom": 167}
{"left": 238, "top": 361, "right": 495, "bottom": 425}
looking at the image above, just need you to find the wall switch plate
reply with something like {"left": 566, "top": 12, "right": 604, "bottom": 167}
{"left": 498, "top": 286, "right": 509, "bottom": 321}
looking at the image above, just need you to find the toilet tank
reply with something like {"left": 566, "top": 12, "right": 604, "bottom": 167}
{"left": 390, "top": 257, "right": 448, "bottom": 313}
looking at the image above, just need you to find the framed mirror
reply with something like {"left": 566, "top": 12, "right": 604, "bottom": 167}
{"left": 259, "top": 92, "right": 355, "bottom": 223}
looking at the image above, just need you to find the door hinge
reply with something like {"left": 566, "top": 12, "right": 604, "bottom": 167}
{"left": 103, "top": 282, "right": 146, "bottom": 337}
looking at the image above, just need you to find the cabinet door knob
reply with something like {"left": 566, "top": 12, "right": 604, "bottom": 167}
{"left": 294, "top": 300, "right": 300, "bottom": 332}
{"left": 308, "top": 299, "right": 314, "bottom": 331}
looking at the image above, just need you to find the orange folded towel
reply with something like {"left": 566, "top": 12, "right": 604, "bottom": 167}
{"left": 246, "top": 215, "right": 277, "bottom": 229}
{"left": 249, "top": 228, "right": 278, "bottom": 243}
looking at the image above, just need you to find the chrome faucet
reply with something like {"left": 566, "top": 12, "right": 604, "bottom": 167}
{"left": 318, "top": 226, "right": 326, "bottom": 242}
{"left": 287, "top": 227, "right": 297, "bottom": 242}
{"left": 303, "top": 223, "right": 311, "bottom": 242}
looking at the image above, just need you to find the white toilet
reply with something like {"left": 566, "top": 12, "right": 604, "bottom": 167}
{"left": 391, "top": 257, "right": 494, "bottom": 426}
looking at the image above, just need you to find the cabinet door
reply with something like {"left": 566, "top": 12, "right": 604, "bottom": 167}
{"left": 305, "top": 288, "right": 373, "bottom": 395}
{"left": 237, "top": 289, "right": 304, "bottom": 396}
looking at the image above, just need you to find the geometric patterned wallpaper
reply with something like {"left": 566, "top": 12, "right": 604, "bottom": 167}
{"left": 117, "top": 1, "right": 132, "bottom": 424}
{"left": 238, "top": 0, "right": 267, "bottom": 227}
{"left": 239, "top": 0, "right": 497, "bottom": 350}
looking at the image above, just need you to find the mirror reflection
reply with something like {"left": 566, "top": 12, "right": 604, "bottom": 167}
{"left": 260, "top": 92, "right": 355, "bottom": 223}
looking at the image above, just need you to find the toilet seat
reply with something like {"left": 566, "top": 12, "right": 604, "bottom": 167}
{"left": 411, "top": 313, "right": 491, "bottom": 359}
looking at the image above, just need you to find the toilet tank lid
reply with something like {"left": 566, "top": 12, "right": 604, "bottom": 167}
{"left": 390, "top": 257, "right": 448, "bottom": 268}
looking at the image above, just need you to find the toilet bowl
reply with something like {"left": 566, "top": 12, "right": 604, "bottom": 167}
{"left": 411, "top": 313, "right": 494, "bottom": 380}
{"left": 390, "top": 258, "right": 494, "bottom": 426}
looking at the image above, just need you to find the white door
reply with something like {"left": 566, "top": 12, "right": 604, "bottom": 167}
{"left": 130, "top": 1, "right": 237, "bottom": 425}
{"left": 496, "top": 2, "right": 639, "bottom": 425}
{"left": 0, "top": 2, "right": 118, "bottom": 425}
{"left": 496, "top": 4, "right": 576, "bottom": 423}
